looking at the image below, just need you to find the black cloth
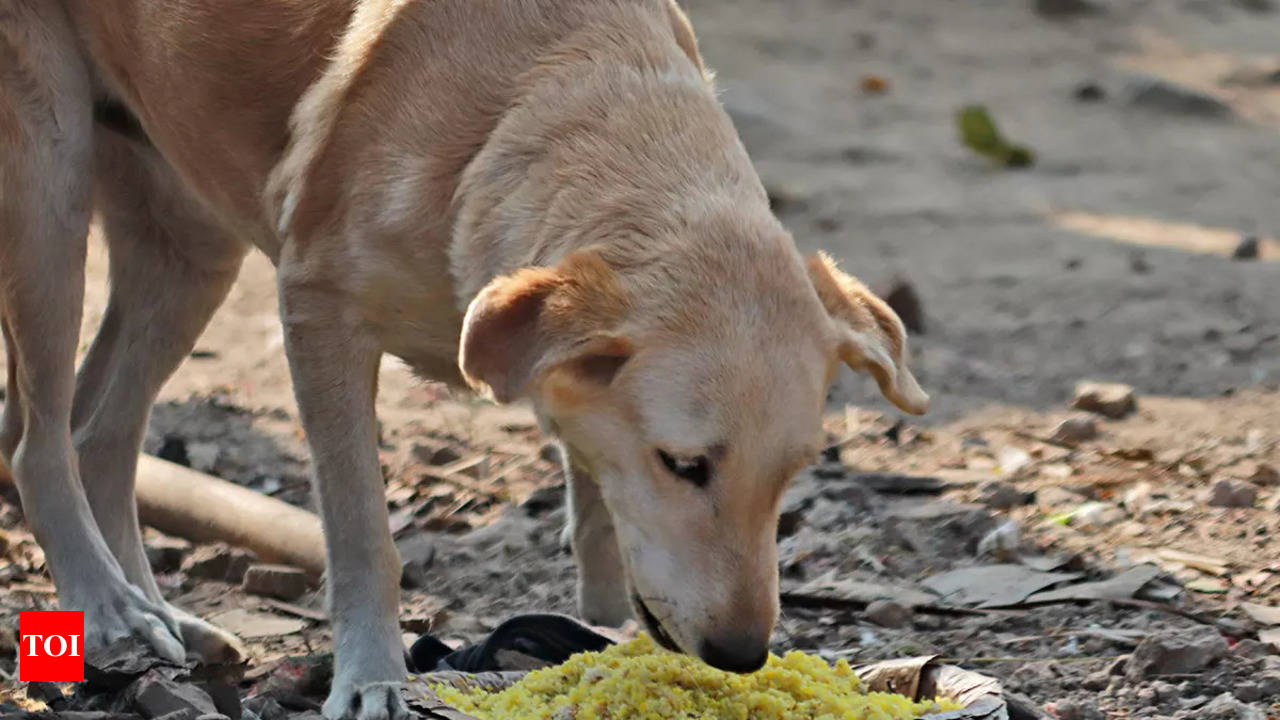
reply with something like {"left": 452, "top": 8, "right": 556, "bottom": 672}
{"left": 406, "top": 613, "right": 615, "bottom": 673}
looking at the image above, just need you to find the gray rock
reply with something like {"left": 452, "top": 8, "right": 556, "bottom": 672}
{"left": 877, "top": 277, "right": 925, "bottom": 335}
{"left": 864, "top": 600, "right": 914, "bottom": 628}
{"left": 241, "top": 564, "right": 309, "bottom": 601}
{"left": 132, "top": 671, "right": 218, "bottom": 718}
{"left": 1126, "top": 626, "right": 1228, "bottom": 682}
{"left": 1232, "top": 682, "right": 1261, "bottom": 703}
{"left": 1206, "top": 478, "right": 1258, "bottom": 508}
{"left": 1233, "top": 236, "right": 1260, "bottom": 260}
{"left": 978, "top": 481, "right": 1030, "bottom": 509}
{"left": 181, "top": 543, "right": 257, "bottom": 583}
{"left": 1256, "top": 672, "right": 1280, "bottom": 697}
{"left": 1051, "top": 415, "right": 1098, "bottom": 445}
{"left": 1049, "top": 699, "right": 1105, "bottom": 720}
{"left": 1034, "top": 0, "right": 1100, "bottom": 17}
{"left": 1201, "top": 692, "right": 1265, "bottom": 720}
{"left": 1071, "top": 381, "right": 1136, "bottom": 419}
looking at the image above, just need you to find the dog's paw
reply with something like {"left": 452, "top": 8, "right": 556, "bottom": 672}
{"left": 73, "top": 582, "right": 186, "bottom": 664}
{"left": 322, "top": 680, "right": 409, "bottom": 720}
{"left": 167, "top": 604, "right": 247, "bottom": 665}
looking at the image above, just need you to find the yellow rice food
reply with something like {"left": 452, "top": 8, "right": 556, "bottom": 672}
{"left": 431, "top": 633, "right": 964, "bottom": 720}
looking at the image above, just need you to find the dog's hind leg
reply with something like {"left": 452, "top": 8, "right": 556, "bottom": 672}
{"left": 0, "top": 0, "right": 184, "bottom": 662}
{"left": 69, "top": 128, "right": 249, "bottom": 664}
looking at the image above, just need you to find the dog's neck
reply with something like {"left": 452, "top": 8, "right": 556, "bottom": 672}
{"left": 448, "top": 16, "right": 773, "bottom": 313}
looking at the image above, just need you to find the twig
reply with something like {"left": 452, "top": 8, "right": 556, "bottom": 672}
{"left": 265, "top": 599, "right": 327, "bottom": 622}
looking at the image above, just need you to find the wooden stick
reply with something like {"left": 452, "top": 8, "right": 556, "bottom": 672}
{"left": 1, "top": 453, "right": 326, "bottom": 575}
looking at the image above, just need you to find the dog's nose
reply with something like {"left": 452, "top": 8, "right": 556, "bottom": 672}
{"left": 699, "top": 637, "right": 769, "bottom": 674}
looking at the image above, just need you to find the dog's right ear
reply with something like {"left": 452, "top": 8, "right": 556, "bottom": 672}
{"left": 459, "top": 251, "right": 633, "bottom": 404}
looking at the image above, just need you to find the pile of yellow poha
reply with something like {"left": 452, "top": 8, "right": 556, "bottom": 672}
{"left": 431, "top": 633, "right": 963, "bottom": 720}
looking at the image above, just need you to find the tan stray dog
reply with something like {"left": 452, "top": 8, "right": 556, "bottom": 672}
{"left": 0, "top": 0, "right": 928, "bottom": 717}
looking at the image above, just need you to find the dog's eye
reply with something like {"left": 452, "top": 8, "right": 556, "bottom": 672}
{"left": 656, "top": 449, "right": 710, "bottom": 487}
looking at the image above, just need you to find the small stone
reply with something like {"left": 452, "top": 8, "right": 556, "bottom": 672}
{"left": 1051, "top": 415, "right": 1098, "bottom": 445}
{"left": 1048, "top": 699, "right": 1105, "bottom": 720}
{"left": 864, "top": 600, "right": 913, "bottom": 628}
{"left": 1232, "top": 682, "right": 1261, "bottom": 703}
{"left": 1248, "top": 463, "right": 1278, "bottom": 486}
{"left": 1201, "top": 692, "right": 1260, "bottom": 720}
{"left": 1126, "top": 626, "right": 1228, "bottom": 682}
{"left": 181, "top": 543, "right": 257, "bottom": 583}
{"left": 1035, "top": 0, "right": 1099, "bottom": 16}
{"left": 1206, "top": 478, "right": 1258, "bottom": 508}
{"left": 411, "top": 441, "right": 462, "bottom": 466}
{"left": 1071, "top": 381, "right": 1137, "bottom": 419}
{"left": 978, "top": 481, "right": 1029, "bottom": 509}
{"left": 876, "top": 278, "right": 925, "bottom": 335}
{"left": 185, "top": 442, "right": 220, "bottom": 474}
{"left": 132, "top": 670, "right": 218, "bottom": 718}
{"left": 1258, "top": 672, "right": 1280, "bottom": 697}
{"left": 1081, "top": 670, "right": 1110, "bottom": 691}
{"left": 241, "top": 564, "right": 309, "bottom": 601}
{"left": 1074, "top": 82, "right": 1106, "bottom": 102}
{"left": 1232, "top": 236, "right": 1260, "bottom": 260}
{"left": 145, "top": 535, "right": 192, "bottom": 574}
{"left": 997, "top": 447, "right": 1032, "bottom": 475}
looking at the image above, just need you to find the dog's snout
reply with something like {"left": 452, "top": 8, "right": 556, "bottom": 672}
{"left": 699, "top": 637, "right": 769, "bottom": 674}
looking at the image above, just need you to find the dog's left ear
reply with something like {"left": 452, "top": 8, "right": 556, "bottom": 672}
{"left": 804, "top": 252, "right": 930, "bottom": 415}
{"left": 459, "top": 250, "right": 633, "bottom": 404}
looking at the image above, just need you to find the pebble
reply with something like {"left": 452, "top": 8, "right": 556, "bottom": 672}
{"left": 181, "top": 543, "right": 257, "bottom": 583}
{"left": 1206, "top": 478, "right": 1258, "bottom": 508}
{"left": 1035, "top": 0, "right": 1099, "bottom": 16}
{"left": 1126, "top": 626, "right": 1228, "bottom": 681}
{"left": 978, "top": 481, "right": 1029, "bottom": 509}
{"left": 1048, "top": 699, "right": 1105, "bottom": 720}
{"left": 1232, "top": 682, "right": 1261, "bottom": 703}
{"left": 877, "top": 278, "right": 925, "bottom": 335}
{"left": 1257, "top": 672, "right": 1280, "bottom": 697}
{"left": 411, "top": 441, "right": 462, "bottom": 466}
{"left": 1232, "top": 236, "right": 1260, "bottom": 260}
{"left": 241, "top": 564, "right": 310, "bottom": 601}
{"left": 1050, "top": 415, "right": 1098, "bottom": 445}
{"left": 863, "top": 600, "right": 913, "bottom": 628}
{"left": 1070, "top": 381, "right": 1136, "bottom": 419}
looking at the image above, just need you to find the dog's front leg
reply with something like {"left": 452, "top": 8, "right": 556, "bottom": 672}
{"left": 564, "top": 457, "right": 632, "bottom": 627}
{"left": 279, "top": 276, "right": 407, "bottom": 720}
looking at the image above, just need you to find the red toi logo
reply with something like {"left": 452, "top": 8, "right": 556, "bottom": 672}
{"left": 19, "top": 611, "right": 85, "bottom": 681}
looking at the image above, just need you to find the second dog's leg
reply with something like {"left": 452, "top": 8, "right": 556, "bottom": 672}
{"left": 278, "top": 273, "right": 407, "bottom": 720}
{"left": 70, "top": 131, "right": 248, "bottom": 663}
{"left": 0, "top": 0, "right": 183, "bottom": 662}
{"left": 564, "top": 457, "right": 632, "bottom": 627}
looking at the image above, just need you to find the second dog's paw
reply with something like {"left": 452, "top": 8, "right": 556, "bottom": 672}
{"left": 322, "top": 680, "right": 409, "bottom": 720}
{"left": 74, "top": 583, "right": 186, "bottom": 664}
{"left": 167, "top": 604, "right": 246, "bottom": 665}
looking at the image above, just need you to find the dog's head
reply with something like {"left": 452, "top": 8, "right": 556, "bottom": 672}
{"left": 458, "top": 232, "right": 926, "bottom": 673}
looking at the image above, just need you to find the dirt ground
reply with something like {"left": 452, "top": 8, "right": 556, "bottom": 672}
{"left": 2, "top": 1, "right": 1279, "bottom": 719}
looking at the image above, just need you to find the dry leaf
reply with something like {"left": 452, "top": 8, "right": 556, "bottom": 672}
{"left": 923, "top": 564, "right": 1082, "bottom": 608}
